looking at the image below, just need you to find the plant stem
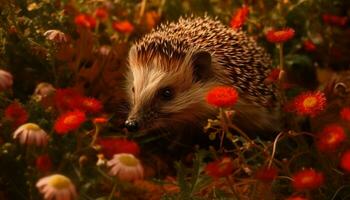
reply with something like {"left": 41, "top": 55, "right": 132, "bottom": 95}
{"left": 108, "top": 183, "right": 118, "bottom": 200}
{"left": 225, "top": 176, "right": 241, "bottom": 200}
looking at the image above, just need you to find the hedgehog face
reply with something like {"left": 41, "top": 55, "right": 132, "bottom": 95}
{"left": 125, "top": 49, "right": 217, "bottom": 132}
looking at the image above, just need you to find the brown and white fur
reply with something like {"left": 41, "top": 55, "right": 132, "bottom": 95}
{"left": 124, "top": 16, "right": 280, "bottom": 135}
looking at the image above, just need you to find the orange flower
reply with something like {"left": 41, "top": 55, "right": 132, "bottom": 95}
{"left": 292, "top": 168, "right": 324, "bottom": 191}
{"left": 79, "top": 97, "right": 103, "bottom": 114}
{"left": 255, "top": 166, "right": 278, "bottom": 182}
{"left": 94, "top": 8, "right": 108, "bottom": 21}
{"left": 5, "top": 102, "right": 29, "bottom": 127}
{"left": 303, "top": 40, "right": 316, "bottom": 52}
{"left": 293, "top": 91, "right": 326, "bottom": 117}
{"left": 112, "top": 21, "right": 134, "bottom": 34}
{"left": 205, "top": 157, "right": 234, "bottom": 179}
{"left": 206, "top": 86, "right": 239, "bottom": 108}
{"left": 54, "top": 88, "right": 83, "bottom": 111}
{"left": 97, "top": 138, "right": 140, "bottom": 159}
{"left": 340, "top": 150, "right": 350, "bottom": 172}
{"left": 93, "top": 117, "right": 108, "bottom": 124}
{"left": 266, "top": 28, "right": 295, "bottom": 43}
{"left": 340, "top": 107, "right": 350, "bottom": 121}
{"left": 74, "top": 14, "right": 96, "bottom": 29}
{"left": 54, "top": 110, "right": 86, "bottom": 134}
{"left": 230, "top": 5, "right": 249, "bottom": 29}
{"left": 323, "top": 14, "right": 348, "bottom": 27}
{"left": 36, "top": 154, "right": 52, "bottom": 173}
{"left": 316, "top": 124, "right": 346, "bottom": 152}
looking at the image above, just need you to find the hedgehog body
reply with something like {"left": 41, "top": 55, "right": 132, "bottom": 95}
{"left": 125, "top": 16, "right": 279, "bottom": 134}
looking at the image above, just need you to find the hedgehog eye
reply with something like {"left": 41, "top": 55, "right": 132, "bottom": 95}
{"left": 159, "top": 87, "right": 174, "bottom": 101}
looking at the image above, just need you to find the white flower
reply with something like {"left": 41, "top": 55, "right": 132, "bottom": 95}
{"left": 13, "top": 123, "right": 49, "bottom": 146}
{"left": 0, "top": 69, "right": 13, "bottom": 91}
{"left": 107, "top": 153, "right": 144, "bottom": 181}
{"left": 44, "top": 30, "right": 68, "bottom": 43}
{"left": 33, "top": 82, "right": 56, "bottom": 101}
{"left": 36, "top": 174, "right": 77, "bottom": 200}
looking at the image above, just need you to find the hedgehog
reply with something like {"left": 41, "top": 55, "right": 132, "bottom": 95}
{"left": 124, "top": 16, "right": 280, "bottom": 136}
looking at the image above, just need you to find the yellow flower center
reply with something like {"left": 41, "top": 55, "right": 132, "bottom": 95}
{"left": 119, "top": 155, "right": 139, "bottom": 167}
{"left": 326, "top": 133, "right": 337, "bottom": 144}
{"left": 300, "top": 175, "right": 313, "bottom": 184}
{"left": 48, "top": 175, "right": 71, "bottom": 189}
{"left": 23, "top": 123, "right": 41, "bottom": 131}
{"left": 303, "top": 97, "right": 317, "bottom": 108}
{"left": 63, "top": 115, "right": 77, "bottom": 124}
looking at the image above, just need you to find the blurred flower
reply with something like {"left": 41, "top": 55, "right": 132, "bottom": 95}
{"left": 43, "top": 30, "right": 68, "bottom": 43}
{"left": 266, "top": 28, "right": 295, "bottom": 43}
{"left": 0, "top": 69, "right": 13, "bottom": 91}
{"left": 205, "top": 157, "right": 234, "bottom": 179}
{"left": 36, "top": 174, "right": 76, "bottom": 200}
{"left": 206, "top": 86, "right": 239, "bottom": 108}
{"left": 255, "top": 166, "right": 278, "bottom": 182}
{"left": 340, "top": 107, "right": 350, "bottom": 121}
{"left": 54, "top": 110, "right": 86, "bottom": 134}
{"left": 230, "top": 5, "right": 249, "bottom": 29}
{"left": 94, "top": 7, "right": 108, "bottom": 21}
{"left": 98, "top": 45, "right": 111, "bottom": 56}
{"left": 285, "top": 196, "right": 309, "bottom": 200}
{"left": 96, "top": 154, "right": 107, "bottom": 166}
{"left": 54, "top": 88, "right": 83, "bottom": 111}
{"left": 5, "top": 102, "right": 29, "bottom": 127}
{"left": 265, "top": 68, "right": 283, "bottom": 84}
{"left": 112, "top": 21, "right": 134, "bottom": 34}
{"left": 292, "top": 168, "right": 324, "bottom": 190}
{"left": 79, "top": 97, "right": 103, "bottom": 114}
{"left": 98, "top": 138, "right": 140, "bottom": 159}
{"left": 36, "top": 154, "right": 52, "bottom": 173}
{"left": 340, "top": 150, "right": 350, "bottom": 172}
{"left": 107, "top": 153, "right": 144, "bottom": 181}
{"left": 323, "top": 14, "right": 348, "bottom": 27}
{"left": 293, "top": 91, "right": 326, "bottom": 117}
{"left": 93, "top": 117, "right": 108, "bottom": 124}
{"left": 34, "top": 82, "right": 56, "bottom": 100}
{"left": 13, "top": 123, "right": 49, "bottom": 146}
{"left": 74, "top": 14, "right": 96, "bottom": 29}
{"left": 144, "top": 11, "right": 160, "bottom": 30}
{"left": 303, "top": 40, "right": 316, "bottom": 52}
{"left": 316, "top": 124, "right": 346, "bottom": 152}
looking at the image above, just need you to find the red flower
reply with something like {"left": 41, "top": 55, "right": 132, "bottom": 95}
{"left": 285, "top": 196, "right": 309, "bottom": 200}
{"left": 230, "top": 5, "right": 249, "bottom": 29}
{"left": 97, "top": 138, "right": 140, "bottom": 159}
{"left": 79, "top": 97, "right": 103, "bottom": 114}
{"left": 206, "top": 86, "right": 239, "bottom": 108}
{"left": 74, "top": 14, "right": 96, "bottom": 29}
{"left": 255, "top": 166, "right": 278, "bottom": 182}
{"left": 340, "top": 150, "right": 350, "bottom": 172}
{"left": 265, "top": 68, "right": 282, "bottom": 84}
{"left": 266, "top": 28, "right": 295, "bottom": 43}
{"left": 95, "top": 8, "right": 108, "bottom": 21}
{"left": 323, "top": 14, "right": 348, "bottom": 27}
{"left": 292, "top": 168, "right": 324, "bottom": 190}
{"left": 93, "top": 117, "right": 108, "bottom": 124}
{"left": 340, "top": 107, "right": 350, "bottom": 121}
{"left": 316, "top": 124, "right": 346, "bottom": 152}
{"left": 293, "top": 91, "right": 326, "bottom": 117}
{"left": 303, "top": 40, "right": 316, "bottom": 52}
{"left": 205, "top": 157, "right": 234, "bottom": 179}
{"left": 4, "top": 102, "right": 29, "bottom": 127}
{"left": 54, "top": 88, "right": 83, "bottom": 111}
{"left": 112, "top": 21, "right": 134, "bottom": 34}
{"left": 35, "top": 154, "right": 52, "bottom": 173}
{"left": 54, "top": 110, "right": 86, "bottom": 134}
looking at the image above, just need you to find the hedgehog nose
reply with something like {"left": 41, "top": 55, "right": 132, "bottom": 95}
{"left": 125, "top": 119, "right": 139, "bottom": 132}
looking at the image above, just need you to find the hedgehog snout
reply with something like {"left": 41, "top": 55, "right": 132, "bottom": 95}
{"left": 125, "top": 118, "right": 139, "bottom": 132}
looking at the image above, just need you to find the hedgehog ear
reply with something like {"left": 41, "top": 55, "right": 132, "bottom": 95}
{"left": 191, "top": 51, "right": 212, "bottom": 82}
